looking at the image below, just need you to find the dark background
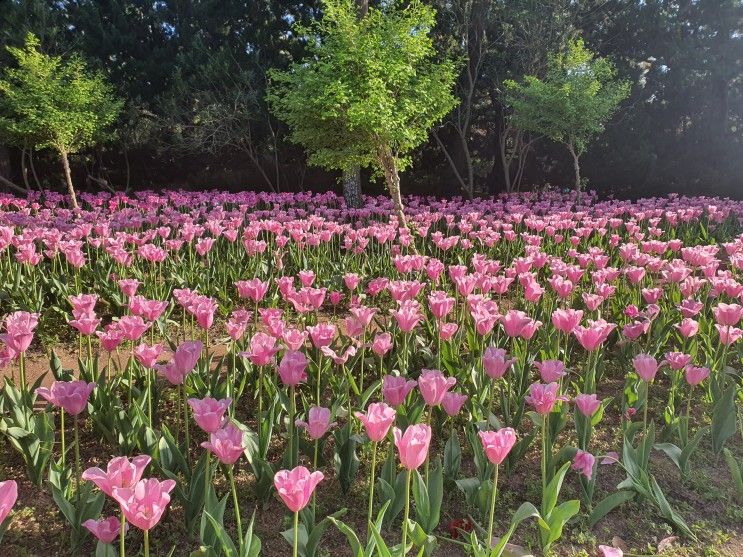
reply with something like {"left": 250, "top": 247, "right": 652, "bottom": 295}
{"left": 1, "top": 0, "right": 741, "bottom": 199}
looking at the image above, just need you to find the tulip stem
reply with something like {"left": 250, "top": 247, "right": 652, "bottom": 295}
{"left": 228, "top": 467, "right": 243, "bottom": 548}
{"left": 486, "top": 464, "right": 499, "bottom": 549}
{"left": 183, "top": 384, "right": 191, "bottom": 465}
{"left": 293, "top": 510, "right": 299, "bottom": 557}
{"left": 60, "top": 409, "right": 66, "bottom": 468}
{"left": 401, "top": 468, "right": 412, "bottom": 556}
{"left": 143, "top": 528, "right": 149, "bottom": 557}
{"left": 74, "top": 416, "right": 81, "bottom": 504}
{"left": 289, "top": 386, "right": 296, "bottom": 468}
{"left": 147, "top": 368, "right": 152, "bottom": 428}
{"left": 204, "top": 451, "right": 210, "bottom": 512}
{"left": 19, "top": 351, "right": 27, "bottom": 398}
{"left": 119, "top": 511, "right": 126, "bottom": 557}
{"left": 367, "top": 441, "right": 378, "bottom": 538}
{"left": 541, "top": 415, "right": 549, "bottom": 504}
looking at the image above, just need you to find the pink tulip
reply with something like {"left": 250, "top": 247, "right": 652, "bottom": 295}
{"left": 343, "top": 273, "right": 361, "bottom": 290}
{"left": 82, "top": 455, "right": 152, "bottom": 497}
{"left": 112, "top": 478, "right": 176, "bottom": 531}
{"left": 241, "top": 332, "right": 279, "bottom": 366}
{"left": 713, "top": 303, "right": 743, "bottom": 326}
{"left": 393, "top": 424, "right": 432, "bottom": 470}
{"left": 575, "top": 393, "right": 601, "bottom": 417}
{"left": 501, "top": 310, "right": 533, "bottom": 338}
{"left": 633, "top": 354, "right": 659, "bottom": 382}
{"left": 573, "top": 319, "right": 616, "bottom": 351}
{"left": 675, "top": 318, "right": 699, "bottom": 338}
{"left": 307, "top": 323, "right": 336, "bottom": 349}
{"left": 551, "top": 308, "right": 583, "bottom": 334}
{"left": 134, "top": 343, "right": 163, "bottom": 368}
{"left": 599, "top": 546, "right": 623, "bottom": 557}
{"left": 354, "top": 402, "right": 396, "bottom": 442}
{"left": 0, "top": 480, "right": 18, "bottom": 524}
{"left": 525, "top": 382, "right": 564, "bottom": 415}
{"left": 69, "top": 312, "right": 101, "bottom": 336}
{"left": 296, "top": 406, "right": 336, "bottom": 440}
{"left": 371, "top": 332, "right": 393, "bottom": 356}
{"left": 2, "top": 311, "right": 39, "bottom": 353}
{"left": 278, "top": 350, "right": 308, "bottom": 386}
{"left": 428, "top": 291, "right": 455, "bottom": 320}
{"left": 274, "top": 466, "right": 324, "bottom": 512}
{"left": 36, "top": 380, "right": 95, "bottom": 416}
{"left": 282, "top": 328, "right": 308, "bottom": 351}
{"left": 382, "top": 375, "right": 417, "bottom": 406}
{"left": 572, "top": 450, "right": 595, "bottom": 479}
{"left": 441, "top": 392, "right": 468, "bottom": 417}
{"left": 482, "top": 347, "right": 514, "bottom": 379}
{"left": 194, "top": 297, "right": 218, "bottom": 329}
{"left": 684, "top": 365, "right": 709, "bottom": 386}
{"left": 418, "top": 369, "right": 456, "bottom": 406}
{"left": 298, "top": 270, "right": 316, "bottom": 287}
{"left": 716, "top": 324, "right": 743, "bottom": 345}
{"left": 188, "top": 397, "right": 231, "bottom": 433}
{"left": 83, "top": 516, "right": 126, "bottom": 544}
{"left": 664, "top": 352, "right": 692, "bottom": 370}
{"left": 201, "top": 422, "right": 245, "bottom": 465}
{"left": 478, "top": 427, "right": 517, "bottom": 465}
{"left": 96, "top": 326, "right": 124, "bottom": 353}
{"left": 392, "top": 300, "right": 423, "bottom": 333}
{"left": 226, "top": 309, "right": 251, "bottom": 341}
{"left": 118, "top": 279, "right": 141, "bottom": 297}
{"left": 534, "top": 360, "right": 567, "bottom": 383}
{"left": 438, "top": 322, "right": 458, "bottom": 340}
{"left": 235, "top": 278, "right": 269, "bottom": 302}
{"left": 116, "top": 315, "right": 151, "bottom": 341}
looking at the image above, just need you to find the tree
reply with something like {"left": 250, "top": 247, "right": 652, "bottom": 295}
{"left": 0, "top": 33, "right": 122, "bottom": 207}
{"left": 504, "top": 38, "right": 630, "bottom": 194}
{"left": 267, "top": 0, "right": 457, "bottom": 227}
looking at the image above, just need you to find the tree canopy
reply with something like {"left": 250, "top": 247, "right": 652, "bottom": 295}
{"left": 267, "top": 0, "right": 457, "bottom": 224}
{"left": 0, "top": 32, "right": 122, "bottom": 206}
{"left": 504, "top": 39, "right": 630, "bottom": 190}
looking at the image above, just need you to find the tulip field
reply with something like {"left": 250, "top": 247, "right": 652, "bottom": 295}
{"left": 0, "top": 189, "right": 742, "bottom": 557}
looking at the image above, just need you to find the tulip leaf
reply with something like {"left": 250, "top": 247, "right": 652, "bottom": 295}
{"left": 588, "top": 490, "right": 635, "bottom": 527}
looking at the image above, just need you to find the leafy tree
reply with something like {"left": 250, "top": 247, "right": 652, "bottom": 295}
{"left": 267, "top": 0, "right": 457, "bottom": 227}
{"left": 0, "top": 33, "right": 122, "bottom": 207}
{"left": 504, "top": 38, "right": 630, "bottom": 194}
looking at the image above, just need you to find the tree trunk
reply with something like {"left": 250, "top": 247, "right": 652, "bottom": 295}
{"left": 60, "top": 150, "right": 79, "bottom": 209}
{"left": 342, "top": 168, "right": 363, "bottom": 208}
{"left": 568, "top": 143, "right": 581, "bottom": 202}
{"left": 340, "top": 0, "right": 369, "bottom": 209}
{"left": 377, "top": 146, "right": 407, "bottom": 229}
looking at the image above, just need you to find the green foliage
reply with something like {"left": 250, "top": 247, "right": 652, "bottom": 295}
{"left": 504, "top": 38, "right": 630, "bottom": 160}
{"left": 267, "top": 0, "right": 457, "bottom": 176}
{"left": 0, "top": 33, "right": 122, "bottom": 155}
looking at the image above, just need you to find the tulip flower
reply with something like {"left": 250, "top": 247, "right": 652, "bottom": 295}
{"left": 0, "top": 479, "right": 18, "bottom": 527}
{"left": 417, "top": 369, "right": 456, "bottom": 407}
{"left": 274, "top": 467, "right": 324, "bottom": 557}
{"left": 599, "top": 546, "right": 623, "bottom": 557}
{"left": 478, "top": 427, "right": 516, "bottom": 544}
{"left": 534, "top": 359, "right": 567, "bottom": 383}
{"left": 572, "top": 450, "right": 596, "bottom": 480}
{"left": 441, "top": 391, "right": 468, "bottom": 417}
{"left": 382, "top": 375, "right": 417, "bottom": 407}
{"left": 83, "top": 455, "right": 151, "bottom": 556}
{"left": 112, "top": 478, "right": 176, "bottom": 557}
{"left": 83, "top": 516, "right": 126, "bottom": 544}
{"left": 296, "top": 406, "right": 336, "bottom": 441}
{"left": 393, "top": 424, "right": 432, "bottom": 554}
{"left": 482, "top": 347, "right": 514, "bottom": 380}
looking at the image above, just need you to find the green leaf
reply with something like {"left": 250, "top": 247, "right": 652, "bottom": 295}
{"left": 588, "top": 490, "right": 635, "bottom": 527}
{"left": 722, "top": 448, "right": 743, "bottom": 503}
{"left": 711, "top": 385, "right": 736, "bottom": 454}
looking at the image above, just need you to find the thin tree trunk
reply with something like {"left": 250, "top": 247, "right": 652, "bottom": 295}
{"left": 377, "top": 146, "right": 407, "bottom": 229}
{"left": 60, "top": 150, "right": 79, "bottom": 209}
{"left": 568, "top": 143, "right": 581, "bottom": 202}
{"left": 340, "top": 0, "right": 369, "bottom": 209}
{"left": 0, "top": 173, "right": 27, "bottom": 195}
{"left": 20, "top": 147, "right": 31, "bottom": 191}
{"left": 29, "top": 148, "right": 41, "bottom": 190}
